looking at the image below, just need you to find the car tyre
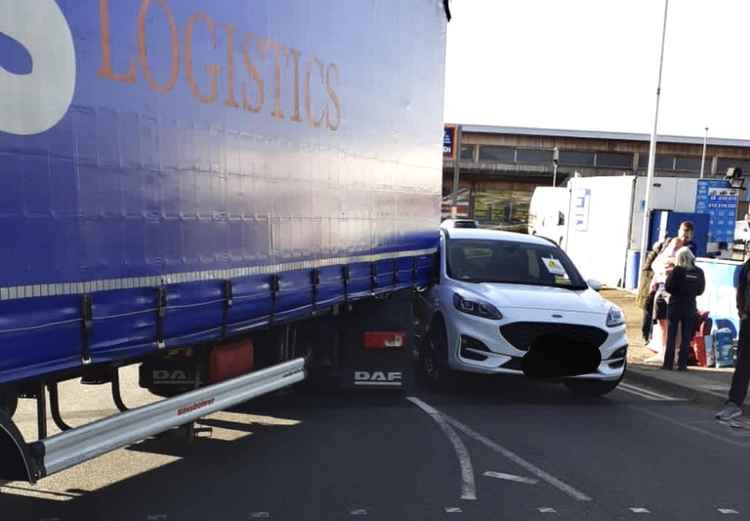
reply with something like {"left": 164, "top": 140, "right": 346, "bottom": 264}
{"left": 420, "top": 323, "right": 455, "bottom": 390}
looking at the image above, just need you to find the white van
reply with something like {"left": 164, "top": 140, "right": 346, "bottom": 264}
{"left": 528, "top": 187, "right": 569, "bottom": 246}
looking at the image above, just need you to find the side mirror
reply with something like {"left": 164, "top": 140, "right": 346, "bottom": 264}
{"left": 587, "top": 279, "right": 602, "bottom": 292}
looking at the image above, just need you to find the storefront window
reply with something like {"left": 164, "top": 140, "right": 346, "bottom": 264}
{"left": 596, "top": 152, "right": 632, "bottom": 168}
{"left": 675, "top": 156, "right": 700, "bottom": 172}
{"left": 516, "top": 149, "right": 553, "bottom": 164}
{"left": 478, "top": 145, "right": 515, "bottom": 162}
{"left": 559, "top": 151, "right": 595, "bottom": 166}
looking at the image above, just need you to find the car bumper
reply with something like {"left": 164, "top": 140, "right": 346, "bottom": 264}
{"left": 444, "top": 307, "right": 627, "bottom": 381}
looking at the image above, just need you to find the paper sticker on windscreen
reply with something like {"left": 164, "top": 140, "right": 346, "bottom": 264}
{"left": 542, "top": 257, "right": 567, "bottom": 276}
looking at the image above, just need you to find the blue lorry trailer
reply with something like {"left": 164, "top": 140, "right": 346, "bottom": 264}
{"left": 0, "top": 0, "right": 448, "bottom": 483}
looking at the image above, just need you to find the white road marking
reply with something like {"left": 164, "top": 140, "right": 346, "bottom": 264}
{"left": 440, "top": 410, "right": 592, "bottom": 501}
{"left": 718, "top": 508, "right": 739, "bottom": 514}
{"left": 146, "top": 516, "right": 167, "bottom": 521}
{"left": 250, "top": 513, "right": 270, "bottom": 518}
{"left": 407, "top": 397, "right": 477, "bottom": 501}
{"left": 629, "top": 507, "right": 651, "bottom": 513}
{"left": 619, "top": 383, "right": 683, "bottom": 401}
{"left": 633, "top": 406, "right": 750, "bottom": 448}
{"left": 444, "top": 507, "right": 463, "bottom": 513}
{"left": 350, "top": 509, "right": 368, "bottom": 516}
{"left": 483, "top": 471, "right": 538, "bottom": 485}
{"left": 538, "top": 507, "right": 557, "bottom": 513}
{"left": 0, "top": 484, "right": 79, "bottom": 502}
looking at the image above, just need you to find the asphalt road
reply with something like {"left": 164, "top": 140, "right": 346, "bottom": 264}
{"left": 2, "top": 368, "right": 749, "bottom": 521}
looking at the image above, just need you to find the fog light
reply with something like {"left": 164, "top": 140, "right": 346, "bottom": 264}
{"left": 460, "top": 335, "right": 490, "bottom": 361}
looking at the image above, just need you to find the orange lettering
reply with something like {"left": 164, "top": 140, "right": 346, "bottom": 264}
{"left": 98, "top": 0, "right": 136, "bottom": 83}
{"left": 261, "top": 39, "right": 288, "bottom": 120}
{"left": 223, "top": 25, "right": 240, "bottom": 108}
{"left": 326, "top": 64, "right": 341, "bottom": 131}
{"left": 184, "top": 13, "right": 221, "bottom": 104}
{"left": 137, "top": 0, "right": 180, "bottom": 94}
{"left": 289, "top": 49, "right": 303, "bottom": 123}
{"left": 304, "top": 58, "right": 326, "bottom": 128}
{"left": 240, "top": 33, "right": 264, "bottom": 113}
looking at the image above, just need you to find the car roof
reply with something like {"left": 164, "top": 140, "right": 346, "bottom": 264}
{"left": 442, "top": 227, "right": 555, "bottom": 246}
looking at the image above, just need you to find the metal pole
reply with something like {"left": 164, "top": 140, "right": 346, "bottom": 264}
{"left": 700, "top": 126, "right": 708, "bottom": 179}
{"left": 638, "top": 0, "right": 669, "bottom": 267}
{"left": 552, "top": 147, "right": 560, "bottom": 187}
{"left": 452, "top": 125, "right": 463, "bottom": 208}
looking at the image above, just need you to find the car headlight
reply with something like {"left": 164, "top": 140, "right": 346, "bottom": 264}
{"left": 606, "top": 305, "right": 625, "bottom": 327}
{"left": 453, "top": 293, "right": 503, "bottom": 320}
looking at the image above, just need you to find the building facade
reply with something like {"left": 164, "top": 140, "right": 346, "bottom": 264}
{"left": 443, "top": 125, "right": 750, "bottom": 226}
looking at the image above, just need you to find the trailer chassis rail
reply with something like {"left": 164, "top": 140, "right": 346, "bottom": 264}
{"left": 0, "top": 358, "right": 305, "bottom": 483}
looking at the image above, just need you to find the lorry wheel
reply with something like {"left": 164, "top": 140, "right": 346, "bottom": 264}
{"left": 564, "top": 375, "right": 623, "bottom": 397}
{"left": 0, "top": 390, "right": 18, "bottom": 418}
{"left": 420, "top": 324, "right": 454, "bottom": 389}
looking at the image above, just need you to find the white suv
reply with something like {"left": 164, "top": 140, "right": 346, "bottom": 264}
{"left": 416, "top": 228, "right": 627, "bottom": 395}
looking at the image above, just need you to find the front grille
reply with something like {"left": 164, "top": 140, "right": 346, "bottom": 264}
{"left": 500, "top": 322, "right": 607, "bottom": 352}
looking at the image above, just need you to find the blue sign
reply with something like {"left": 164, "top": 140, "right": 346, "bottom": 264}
{"left": 695, "top": 179, "right": 738, "bottom": 243}
{"left": 443, "top": 126, "right": 456, "bottom": 158}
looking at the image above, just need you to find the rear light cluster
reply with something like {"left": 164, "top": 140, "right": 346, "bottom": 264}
{"left": 363, "top": 331, "right": 407, "bottom": 351}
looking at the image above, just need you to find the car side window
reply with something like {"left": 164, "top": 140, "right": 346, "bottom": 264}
{"left": 526, "top": 249, "right": 540, "bottom": 279}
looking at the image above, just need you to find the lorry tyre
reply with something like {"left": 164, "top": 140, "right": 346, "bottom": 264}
{"left": 564, "top": 372, "right": 623, "bottom": 397}
{"left": 0, "top": 390, "right": 18, "bottom": 418}
{"left": 420, "top": 322, "right": 454, "bottom": 389}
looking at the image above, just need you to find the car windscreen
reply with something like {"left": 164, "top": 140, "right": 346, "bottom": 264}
{"left": 446, "top": 238, "right": 588, "bottom": 289}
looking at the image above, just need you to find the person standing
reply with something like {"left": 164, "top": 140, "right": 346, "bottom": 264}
{"left": 716, "top": 258, "right": 750, "bottom": 421}
{"left": 650, "top": 235, "right": 685, "bottom": 355}
{"left": 663, "top": 247, "right": 705, "bottom": 371}
{"left": 636, "top": 241, "right": 664, "bottom": 343}
{"left": 677, "top": 221, "right": 697, "bottom": 256}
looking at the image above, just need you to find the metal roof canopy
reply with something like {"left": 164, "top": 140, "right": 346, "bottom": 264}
{"left": 457, "top": 124, "right": 750, "bottom": 149}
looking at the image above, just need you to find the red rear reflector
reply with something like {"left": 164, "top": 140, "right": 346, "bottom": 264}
{"left": 363, "top": 331, "right": 407, "bottom": 350}
{"left": 208, "top": 339, "right": 254, "bottom": 383}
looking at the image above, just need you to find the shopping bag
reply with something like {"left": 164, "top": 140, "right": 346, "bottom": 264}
{"left": 705, "top": 335, "right": 716, "bottom": 367}
{"left": 715, "top": 328, "right": 734, "bottom": 368}
{"left": 690, "top": 312, "right": 711, "bottom": 367}
{"left": 647, "top": 321, "right": 663, "bottom": 354}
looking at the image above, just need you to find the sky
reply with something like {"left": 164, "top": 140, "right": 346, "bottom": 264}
{"left": 444, "top": 1, "right": 750, "bottom": 140}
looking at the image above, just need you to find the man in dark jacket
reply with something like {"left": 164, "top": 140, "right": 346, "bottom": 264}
{"left": 716, "top": 259, "right": 750, "bottom": 420}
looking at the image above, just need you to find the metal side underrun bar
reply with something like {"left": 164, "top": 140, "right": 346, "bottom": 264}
{"left": 36, "top": 358, "right": 305, "bottom": 479}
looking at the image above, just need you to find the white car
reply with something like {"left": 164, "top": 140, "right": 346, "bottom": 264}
{"left": 416, "top": 228, "right": 627, "bottom": 395}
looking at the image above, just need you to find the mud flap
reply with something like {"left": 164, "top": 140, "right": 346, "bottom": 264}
{"left": 0, "top": 411, "right": 40, "bottom": 483}
{"left": 338, "top": 290, "right": 414, "bottom": 392}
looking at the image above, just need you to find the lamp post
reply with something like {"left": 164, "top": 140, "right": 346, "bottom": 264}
{"left": 700, "top": 126, "right": 708, "bottom": 179}
{"left": 552, "top": 147, "right": 560, "bottom": 187}
{"left": 638, "top": 0, "right": 669, "bottom": 269}
{"left": 451, "top": 125, "right": 463, "bottom": 208}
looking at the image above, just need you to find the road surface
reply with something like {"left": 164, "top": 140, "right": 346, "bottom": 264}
{"left": 1, "top": 368, "right": 748, "bottom": 521}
